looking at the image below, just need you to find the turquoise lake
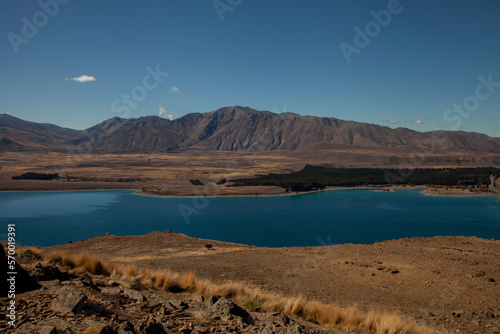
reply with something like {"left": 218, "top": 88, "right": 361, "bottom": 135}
{"left": 0, "top": 189, "right": 499, "bottom": 247}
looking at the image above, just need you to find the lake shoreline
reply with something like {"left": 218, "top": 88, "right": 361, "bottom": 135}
{"left": 0, "top": 183, "right": 498, "bottom": 198}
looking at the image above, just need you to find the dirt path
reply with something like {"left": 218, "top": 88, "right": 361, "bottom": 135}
{"left": 43, "top": 232, "right": 500, "bottom": 333}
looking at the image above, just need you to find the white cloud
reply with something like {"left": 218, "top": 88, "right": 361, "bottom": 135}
{"left": 412, "top": 119, "right": 424, "bottom": 124}
{"left": 65, "top": 75, "right": 96, "bottom": 83}
{"left": 271, "top": 106, "right": 288, "bottom": 114}
{"left": 158, "top": 105, "right": 174, "bottom": 120}
{"left": 388, "top": 119, "right": 400, "bottom": 125}
{"left": 169, "top": 86, "right": 180, "bottom": 94}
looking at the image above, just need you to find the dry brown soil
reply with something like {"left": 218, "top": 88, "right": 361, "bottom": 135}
{"left": 43, "top": 232, "right": 500, "bottom": 334}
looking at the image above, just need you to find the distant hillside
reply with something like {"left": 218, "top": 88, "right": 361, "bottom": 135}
{"left": 1, "top": 106, "right": 500, "bottom": 154}
{"left": 0, "top": 114, "right": 78, "bottom": 151}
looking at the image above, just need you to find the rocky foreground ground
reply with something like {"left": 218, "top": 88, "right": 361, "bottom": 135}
{"left": 1, "top": 249, "right": 340, "bottom": 334}
{"left": 40, "top": 232, "right": 500, "bottom": 334}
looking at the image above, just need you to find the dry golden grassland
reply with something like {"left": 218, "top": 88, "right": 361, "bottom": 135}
{"left": 2, "top": 150, "right": 500, "bottom": 195}
{"left": 21, "top": 247, "right": 446, "bottom": 334}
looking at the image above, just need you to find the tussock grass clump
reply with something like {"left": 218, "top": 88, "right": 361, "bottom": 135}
{"left": 73, "top": 254, "right": 108, "bottom": 275}
{"left": 237, "top": 296, "right": 263, "bottom": 311}
{"left": 307, "top": 301, "right": 343, "bottom": 326}
{"left": 37, "top": 250, "right": 446, "bottom": 334}
{"left": 123, "top": 265, "right": 138, "bottom": 278}
{"left": 45, "top": 251, "right": 77, "bottom": 268}
{"left": 15, "top": 245, "right": 42, "bottom": 257}
{"left": 180, "top": 271, "right": 197, "bottom": 290}
{"left": 284, "top": 294, "right": 307, "bottom": 316}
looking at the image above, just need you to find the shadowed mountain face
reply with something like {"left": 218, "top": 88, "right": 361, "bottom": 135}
{"left": 1, "top": 106, "right": 500, "bottom": 154}
{"left": 0, "top": 114, "right": 78, "bottom": 152}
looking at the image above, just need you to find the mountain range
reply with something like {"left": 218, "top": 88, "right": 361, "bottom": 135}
{"left": 1, "top": 106, "right": 500, "bottom": 154}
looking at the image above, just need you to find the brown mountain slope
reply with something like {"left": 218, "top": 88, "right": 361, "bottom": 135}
{"left": 0, "top": 114, "right": 78, "bottom": 151}
{"left": 1, "top": 106, "right": 500, "bottom": 154}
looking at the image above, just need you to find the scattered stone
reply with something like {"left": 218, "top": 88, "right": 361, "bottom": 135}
{"left": 82, "top": 318, "right": 115, "bottom": 334}
{"left": 146, "top": 295, "right": 170, "bottom": 308}
{"left": 31, "top": 264, "right": 71, "bottom": 282}
{"left": 143, "top": 320, "right": 172, "bottom": 334}
{"left": 81, "top": 274, "right": 99, "bottom": 290}
{"left": 474, "top": 271, "right": 486, "bottom": 278}
{"left": 130, "top": 281, "right": 147, "bottom": 291}
{"left": 390, "top": 269, "right": 400, "bottom": 274}
{"left": 287, "top": 321, "right": 312, "bottom": 334}
{"left": 134, "top": 321, "right": 146, "bottom": 333}
{"left": 38, "top": 325, "right": 57, "bottom": 334}
{"left": 102, "top": 287, "right": 122, "bottom": 295}
{"left": 73, "top": 268, "right": 87, "bottom": 275}
{"left": 282, "top": 314, "right": 293, "bottom": 325}
{"left": 118, "top": 321, "right": 136, "bottom": 334}
{"left": 191, "top": 294, "right": 204, "bottom": 303}
{"left": 38, "top": 317, "right": 74, "bottom": 332}
{"left": 203, "top": 295, "right": 219, "bottom": 309}
{"left": 78, "top": 301, "right": 105, "bottom": 316}
{"left": 124, "top": 288, "right": 146, "bottom": 302}
{"left": 193, "top": 325, "right": 208, "bottom": 333}
{"left": 210, "top": 296, "right": 254, "bottom": 324}
{"left": 18, "top": 249, "right": 39, "bottom": 264}
{"left": 486, "top": 308, "right": 497, "bottom": 318}
{"left": 167, "top": 299, "right": 187, "bottom": 310}
{"left": 15, "top": 322, "right": 38, "bottom": 334}
{"left": 427, "top": 312, "right": 437, "bottom": 319}
{"left": 157, "top": 304, "right": 169, "bottom": 315}
{"left": 109, "top": 280, "right": 120, "bottom": 287}
{"left": 50, "top": 286, "right": 87, "bottom": 314}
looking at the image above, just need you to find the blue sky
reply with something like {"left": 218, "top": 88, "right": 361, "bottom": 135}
{"left": 1, "top": 0, "right": 499, "bottom": 137}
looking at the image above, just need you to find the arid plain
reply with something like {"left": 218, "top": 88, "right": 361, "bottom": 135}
{"left": 2, "top": 148, "right": 500, "bottom": 196}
